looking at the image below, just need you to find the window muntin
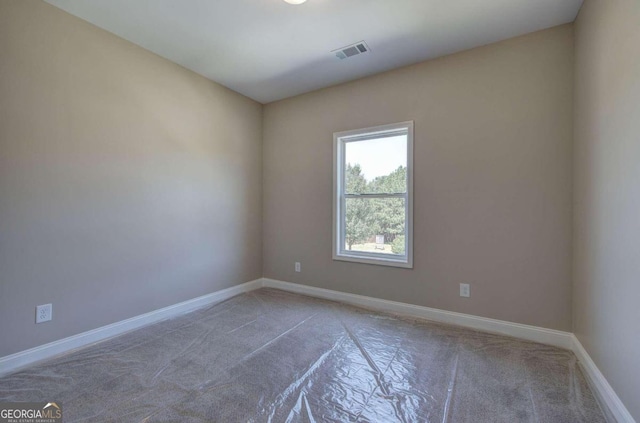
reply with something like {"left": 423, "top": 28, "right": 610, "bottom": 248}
{"left": 333, "top": 122, "right": 413, "bottom": 268}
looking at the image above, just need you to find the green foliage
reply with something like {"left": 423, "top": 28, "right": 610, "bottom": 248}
{"left": 344, "top": 164, "right": 407, "bottom": 252}
{"left": 391, "top": 235, "right": 405, "bottom": 255}
{"left": 368, "top": 166, "right": 406, "bottom": 194}
{"left": 345, "top": 164, "right": 374, "bottom": 250}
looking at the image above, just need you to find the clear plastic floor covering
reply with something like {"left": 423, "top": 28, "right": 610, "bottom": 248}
{"left": 0, "top": 289, "right": 606, "bottom": 422}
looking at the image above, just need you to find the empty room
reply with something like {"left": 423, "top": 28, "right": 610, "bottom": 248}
{"left": 0, "top": 0, "right": 638, "bottom": 422}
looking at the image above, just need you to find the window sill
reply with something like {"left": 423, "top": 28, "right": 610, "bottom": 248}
{"left": 333, "top": 253, "right": 413, "bottom": 269}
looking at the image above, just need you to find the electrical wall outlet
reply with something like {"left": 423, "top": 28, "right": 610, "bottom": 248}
{"left": 295, "top": 262, "right": 301, "bottom": 272}
{"left": 36, "top": 304, "right": 52, "bottom": 323}
{"left": 459, "top": 284, "right": 470, "bottom": 298}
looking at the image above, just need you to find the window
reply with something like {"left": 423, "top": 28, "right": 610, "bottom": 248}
{"left": 333, "top": 121, "right": 413, "bottom": 268}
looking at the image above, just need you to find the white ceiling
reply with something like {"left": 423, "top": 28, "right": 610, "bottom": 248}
{"left": 45, "top": 0, "right": 583, "bottom": 103}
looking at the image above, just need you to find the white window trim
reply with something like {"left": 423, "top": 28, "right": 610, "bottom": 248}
{"left": 333, "top": 121, "right": 414, "bottom": 269}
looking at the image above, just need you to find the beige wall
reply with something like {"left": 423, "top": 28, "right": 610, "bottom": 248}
{"left": 263, "top": 25, "right": 574, "bottom": 331}
{"left": 0, "top": 1, "right": 263, "bottom": 357}
{"left": 573, "top": 0, "right": 640, "bottom": 419}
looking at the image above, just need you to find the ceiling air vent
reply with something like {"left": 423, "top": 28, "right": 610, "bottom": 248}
{"left": 332, "top": 41, "right": 370, "bottom": 60}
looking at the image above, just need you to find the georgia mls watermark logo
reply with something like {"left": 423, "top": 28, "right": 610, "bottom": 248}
{"left": 0, "top": 402, "right": 62, "bottom": 423}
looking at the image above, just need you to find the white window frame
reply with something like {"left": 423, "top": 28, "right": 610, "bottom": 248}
{"left": 333, "top": 121, "right": 414, "bottom": 268}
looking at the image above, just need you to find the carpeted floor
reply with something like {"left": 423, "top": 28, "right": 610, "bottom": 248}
{"left": 0, "top": 289, "right": 606, "bottom": 422}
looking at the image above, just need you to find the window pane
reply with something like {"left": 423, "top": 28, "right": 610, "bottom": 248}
{"left": 344, "top": 197, "right": 406, "bottom": 255}
{"left": 345, "top": 135, "right": 407, "bottom": 194}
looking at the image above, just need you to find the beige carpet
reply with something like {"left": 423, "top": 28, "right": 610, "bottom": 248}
{"left": 0, "top": 289, "right": 605, "bottom": 422}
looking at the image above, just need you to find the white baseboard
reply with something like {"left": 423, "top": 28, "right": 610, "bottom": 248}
{"left": 0, "top": 279, "right": 262, "bottom": 377}
{"left": 572, "top": 335, "right": 636, "bottom": 423}
{"left": 261, "top": 278, "right": 573, "bottom": 349}
{"left": 2, "top": 277, "right": 633, "bottom": 423}
{"left": 262, "top": 278, "right": 635, "bottom": 423}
